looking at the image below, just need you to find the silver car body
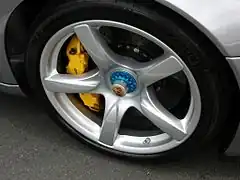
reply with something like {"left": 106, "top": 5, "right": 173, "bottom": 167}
{"left": 0, "top": 0, "right": 240, "bottom": 155}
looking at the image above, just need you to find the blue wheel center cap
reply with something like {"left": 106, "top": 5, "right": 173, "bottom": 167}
{"left": 110, "top": 70, "right": 137, "bottom": 96}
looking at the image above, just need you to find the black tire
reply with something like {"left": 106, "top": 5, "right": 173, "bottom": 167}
{"left": 25, "top": 0, "right": 235, "bottom": 159}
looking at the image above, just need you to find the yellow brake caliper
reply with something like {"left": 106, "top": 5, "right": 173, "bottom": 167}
{"left": 66, "top": 36, "right": 101, "bottom": 112}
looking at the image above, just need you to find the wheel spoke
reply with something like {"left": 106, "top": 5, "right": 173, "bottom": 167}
{"left": 140, "top": 88, "right": 187, "bottom": 141}
{"left": 99, "top": 94, "right": 130, "bottom": 146}
{"left": 139, "top": 54, "right": 183, "bottom": 86}
{"left": 74, "top": 24, "right": 116, "bottom": 70}
{"left": 43, "top": 70, "right": 100, "bottom": 93}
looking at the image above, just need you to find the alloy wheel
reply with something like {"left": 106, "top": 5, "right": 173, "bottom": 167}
{"left": 40, "top": 20, "right": 201, "bottom": 154}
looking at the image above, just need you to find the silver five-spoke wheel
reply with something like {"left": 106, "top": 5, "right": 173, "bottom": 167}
{"left": 40, "top": 20, "right": 201, "bottom": 154}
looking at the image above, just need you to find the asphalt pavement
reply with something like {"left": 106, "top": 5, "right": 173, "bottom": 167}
{"left": 0, "top": 93, "right": 240, "bottom": 180}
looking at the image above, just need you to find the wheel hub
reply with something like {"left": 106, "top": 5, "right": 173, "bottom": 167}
{"left": 110, "top": 69, "right": 137, "bottom": 97}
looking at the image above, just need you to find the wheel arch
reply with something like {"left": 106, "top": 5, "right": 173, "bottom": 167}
{"left": 154, "top": 0, "right": 229, "bottom": 56}
{"left": 5, "top": 0, "right": 74, "bottom": 94}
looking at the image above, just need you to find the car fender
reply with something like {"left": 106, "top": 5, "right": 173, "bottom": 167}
{"left": 155, "top": 0, "right": 240, "bottom": 57}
